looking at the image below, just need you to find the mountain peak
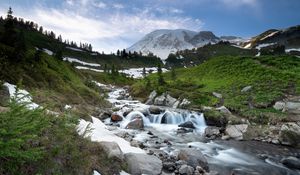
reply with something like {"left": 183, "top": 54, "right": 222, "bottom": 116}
{"left": 128, "top": 29, "right": 219, "bottom": 60}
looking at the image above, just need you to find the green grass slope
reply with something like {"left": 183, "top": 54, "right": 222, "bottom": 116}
{"left": 132, "top": 55, "right": 300, "bottom": 122}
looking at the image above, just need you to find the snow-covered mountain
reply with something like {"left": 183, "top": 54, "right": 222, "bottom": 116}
{"left": 127, "top": 29, "right": 220, "bottom": 60}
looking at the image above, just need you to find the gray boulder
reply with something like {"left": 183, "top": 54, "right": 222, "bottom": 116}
{"left": 273, "top": 101, "right": 285, "bottom": 111}
{"left": 285, "top": 102, "right": 300, "bottom": 114}
{"left": 126, "top": 118, "right": 144, "bottom": 130}
{"left": 178, "top": 121, "right": 195, "bottom": 129}
{"left": 124, "top": 153, "right": 162, "bottom": 175}
{"left": 154, "top": 93, "right": 166, "bottom": 106}
{"left": 165, "top": 94, "right": 178, "bottom": 107}
{"left": 279, "top": 122, "right": 300, "bottom": 146}
{"left": 178, "top": 148, "right": 209, "bottom": 171}
{"left": 149, "top": 106, "right": 164, "bottom": 114}
{"left": 216, "top": 106, "right": 231, "bottom": 115}
{"left": 179, "top": 99, "right": 191, "bottom": 108}
{"left": 178, "top": 165, "right": 194, "bottom": 175}
{"left": 99, "top": 141, "right": 123, "bottom": 161}
{"left": 281, "top": 156, "right": 300, "bottom": 170}
{"left": 204, "top": 126, "right": 220, "bottom": 138}
{"left": 225, "top": 124, "right": 248, "bottom": 140}
{"left": 146, "top": 91, "right": 157, "bottom": 105}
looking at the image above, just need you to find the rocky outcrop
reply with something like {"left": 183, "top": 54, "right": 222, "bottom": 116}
{"left": 178, "top": 148, "right": 209, "bottom": 171}
{"left": 99, "top": 141, "right": 123, "bottom": 161}
{"left": 0, "top": 85, "right": 10, "bottom": 106}
{"left": 149, "top": 106, "right": 164, "bottom": 114}
{"left": 216, "top": 106, "right": 231, "bottom": 115}
{"left": 124, "top": 153, "right": 162, "bottom": 175}
{"left": 125, "top": 117, "right": 144, "bottom": 130}
{"left": 273, "top": 96, "right": 300, "bottom": 114}
{"left": 225, "top": 124, "right": 248, "bottom": 140}
{"left": 146, "top": 92, "right": 191, "bottom": 109}
{"left": 179, "top": 98, "right": 191, "bottom": 108}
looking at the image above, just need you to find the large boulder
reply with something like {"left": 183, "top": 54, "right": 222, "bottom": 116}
{"left": 178, "top": 121, "right": 195, "bottom": 129}
{"left": 0, "top": 85, "right": 10, "bottom": 107}
{"left": 281, "top": 156, "right": 300, "bottom": 170}
{"left": 99, "top": 141, "right": 123, "bottom": 161}
{"left": 273, "top": 101, "right": 285, "bottom": 111}
{"left": 149, "top": 106, "right": 164, "bottom": 114}
{"left": 285, "top": 102, "right": 300, "bottom": 114}
{"left": 279, "top": 122, "right": 300, "bottom": 147}
{"left": 178, "top": 148, "right": 209, "bottom": 171}
{"left": 179, "top": 98, "right": 191, "bottom": 108}
{"left": 154, "top": 93, "right": 166, "bottom": 106}
{"left": 165, "top": 94, "right": 178, "bottom": 107}
{"left": 145, "top": 91, "right": 157, "bottom": 105}
{"left": 124, "top": 153, "right": 162, "bottom": 175}
{"left": 204, "top": 126, "right": 220, "bottom": 138}
{"left": 125, "top": 118, "right": 144, "bottom": 130}
{"left": 216, "top": 106, "right": 231, "bottom": 115}
{"left": 225, "top": 124, "right": 248, "bottom": 140}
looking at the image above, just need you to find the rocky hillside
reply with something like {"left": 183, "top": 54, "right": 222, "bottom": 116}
{"left": 242, "top": 25, "right": 300, "bottom": 51}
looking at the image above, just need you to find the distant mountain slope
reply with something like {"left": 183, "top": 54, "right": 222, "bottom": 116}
{"left": 127, "top": 29, "right": 221, "bottom": 60}
{"left": 242, "top": 25, "right": 300, "bottom": 50}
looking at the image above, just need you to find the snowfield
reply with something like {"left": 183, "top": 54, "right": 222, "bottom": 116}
{"left": 43, "top": 48, "right": 53, "bottom": 55}
{"left": 285, "top": 48, "right": 300, "bottom": 52}
{"left": 120, "top": 67, "right": 168, "bottom": 79}
{"left": 77, "top": 117, "right": 145, "bottom": 154}
{"left": 63, "top": 57, "right": 101, "bottom": 67}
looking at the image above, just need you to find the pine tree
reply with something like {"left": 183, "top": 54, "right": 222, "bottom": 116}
{"left": 104, "top": 64, "right": 107, "bottom": 73}
{"left": 171, "top": 67, "right": 176, "bottom": 80}
{"left": 142, "top": 67, "right": 146, "bottom": 77}
{"left": 1, "top": 7, "right": 16, "bottom": 46}
{"left": 14, "top": 30, "right": 27, "bottom": 62}
{"left": 157, "top": 64, "right": 165, "bottom": 85}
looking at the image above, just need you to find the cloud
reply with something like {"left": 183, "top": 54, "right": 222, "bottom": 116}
{"left": 112, "top": 3, "right": 124, "bottom": 9}
{"left": 19, "top": 5, "right": 202, "bottom": 53}
{"left": 218, "top": 0, "right": 258, "bottom": 7}
{"left": 93, "top": 1, "right": 107, "bottom": 9}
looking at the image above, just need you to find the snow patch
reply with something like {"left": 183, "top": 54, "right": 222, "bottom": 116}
{"left": 260, "top": 31, "right": 279, "bottom": 41}
{"left": 77, "top": 117, "right": 145, "bottom": 154}
{"left": 3, "top": 82, "right": 39, "bottom": 110}
{"left": 244, "top": 43, "right": 252, "bottom": 49}
{"left": 93, "top": 170, "right": 101, "bottom": 175}
{"left": 285, "top": 48, "right": 300, "bottom": 52}
{"left": 255, "top": 43, "right": 276, "bottom": 50}
{"left": 64, "top": 105, "right": 72, "bottom": 110}
{"left": 43, "top": 48, "right": 53, "bottom": 55}
{"left": 120, "top": 67, "right": 168, "bottom": 79}
{"left": 66, "top": 47, "right": 85, "bottom": 52}
{"left": 75, "top": 66, "right": 104, "bottom": 72}
{"left": 63, "top": 57, "right": 101, "bottom": 67}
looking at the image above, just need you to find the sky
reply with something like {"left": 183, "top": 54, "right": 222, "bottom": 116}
{"left": 0, "top": 0, "right": 299, "bottom": 53}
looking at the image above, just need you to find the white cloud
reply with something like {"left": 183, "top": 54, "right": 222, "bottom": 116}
{"left": 93, "top": 1, "right": 107, "bottom": 9}
{"left": 18, "top": 6, "right": 202, "bottom": 53}
{"left": 218, "top": 0, "right": 258, "bottom": 7}
{"left": 112, "top": 3, "right": 124, "bottom": 9}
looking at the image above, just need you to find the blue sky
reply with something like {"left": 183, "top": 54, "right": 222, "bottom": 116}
{"left": 0, "top": 0, "right": 299, "bottom": 53}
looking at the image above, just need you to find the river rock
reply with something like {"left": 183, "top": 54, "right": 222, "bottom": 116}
{"left": 126, "top": 118, "right": 144, "bottom": 129}
{"left": 0, "top": 85, "right": 10, "bottom": 106}
{"left": 216, "top": 106, "right": 231, "bottom": 115}
{"left": 178, "top": 165, "right": 194, "bottom": 175}
{"left": 204, "top": 126, "right": 220, "bottom": 138}
{"left": 273, "top": 101, "right": 285, "bottom": 111}
{"left": 146, "top": 90, "right": 157, "bottom": 105}
{"left": 225, "top": 124, "right": 248, "bottom": 140}
{"left": 281, "top": 156, "right": 300, "bottom": 170}
{"left": 241, "top": 86, "right": 252, "bottom": 93}
{"left": 279, "top": 122, "right": 300, "bottom": 146}
{"left": 124, "top": 153, "right": 162, "bottom": 175}
{"left": 111, "top": 113, "right": 123, "bottom": 122}
{"left": 212, "top": 92, "right": 222, "bottom": 99}
{"left": 163, "top": 161, "right": 176, "bottom": 172}
{"left": 149, "top": 106, "right": 164, "bottom": 114}
{"left": 99, "top": 141, "right": 123, "bottom": 161}
{"left": 285, "top": 102, "right": 300, "bottom": 114}
{"left": 178, "top": 121, "right": 195, "bottom": 129}
{"left": 178, "top": 148, "right": 209, "bottom": 171}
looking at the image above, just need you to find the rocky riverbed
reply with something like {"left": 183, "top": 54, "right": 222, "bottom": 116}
{"left": 80, "top": 82, "right": 300, "bottom": 175}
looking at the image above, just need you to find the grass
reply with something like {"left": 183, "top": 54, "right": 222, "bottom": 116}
{"left": 132, "top": 55, "right": 300, "bottom": 123}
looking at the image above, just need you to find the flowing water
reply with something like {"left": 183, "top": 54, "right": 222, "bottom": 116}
{"left": 102, "top": 85, "right": 300, "bottom": 175}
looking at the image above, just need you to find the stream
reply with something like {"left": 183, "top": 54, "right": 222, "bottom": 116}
{"left": 95, "top": 83, "right": 300, "bottom": 175}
